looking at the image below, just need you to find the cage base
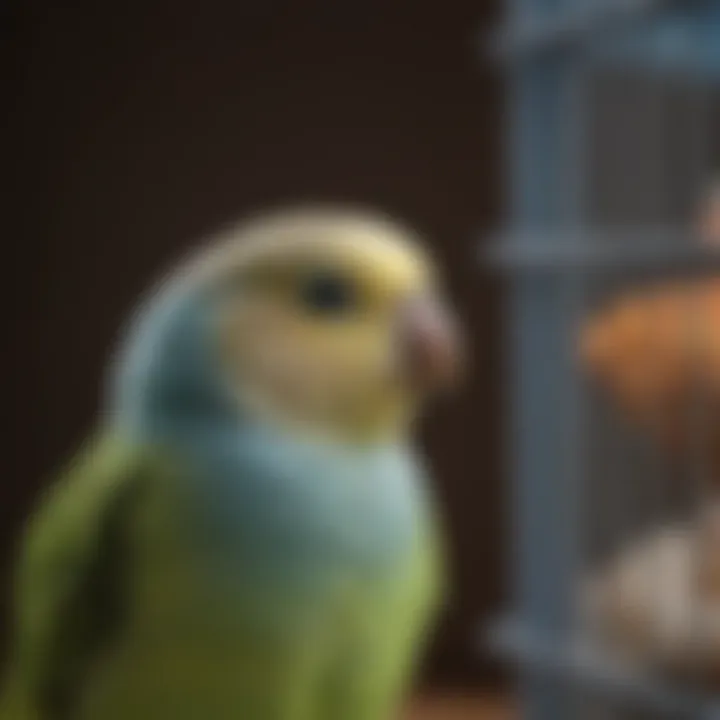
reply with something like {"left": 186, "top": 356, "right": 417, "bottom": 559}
{"left": 484, "top": 617, "right": 720, "bottom": 718}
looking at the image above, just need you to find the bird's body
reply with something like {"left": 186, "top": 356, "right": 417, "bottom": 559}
{"left": 581, "top": 509, "right": 720, "bottom": 686}
{"left": 579, "top": 272, "right": 720, "bottom": 684}
{"left": 6, "top": 430, "right": 439, "bottom": 720}
{"left": 1, "top": 208, "right": 458, "bottom": 720}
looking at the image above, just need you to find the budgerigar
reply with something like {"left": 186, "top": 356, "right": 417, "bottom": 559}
{"left": 0, "top": 207, "right": 463, "bottom": 720}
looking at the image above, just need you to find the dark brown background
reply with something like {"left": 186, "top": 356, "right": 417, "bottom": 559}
{"left": 5, "top": 0, "right": 504, "bottom": 690}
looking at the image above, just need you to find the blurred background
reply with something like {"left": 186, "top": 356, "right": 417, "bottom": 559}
{"left": 5, "top": 1, "right": 507, "bottom": 717}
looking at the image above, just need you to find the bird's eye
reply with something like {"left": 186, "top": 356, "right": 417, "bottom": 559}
{"left": 299, "top": 272, "right": 357, "bottom": 315}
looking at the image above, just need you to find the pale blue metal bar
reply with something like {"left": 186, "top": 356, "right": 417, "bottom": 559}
{"left": 486, "top": 231, "right": 720, "bottom": 271}
{"left": 492, "top": 0, "right": 675, "bottom": 59}
{"left": 504, "top": 3, "right": 587, "bottom": 719}
{"left": 588, "top": 0, "right": 720, "bottom": 81}
{"left": 493, "top": 0, "right": 719, "bottom": 80}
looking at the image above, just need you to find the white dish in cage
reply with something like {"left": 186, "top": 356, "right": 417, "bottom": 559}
{"left": 581, "top": 507, "right": 720, "bottom": 688}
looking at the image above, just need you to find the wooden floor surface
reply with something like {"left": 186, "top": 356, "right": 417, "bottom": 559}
{"left": 405, "top": 694, "right": 515, "bottom": 720}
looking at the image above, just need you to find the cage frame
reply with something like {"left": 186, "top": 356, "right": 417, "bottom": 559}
{"left": 485, "top": 0, "right": 720, "bottom": 718}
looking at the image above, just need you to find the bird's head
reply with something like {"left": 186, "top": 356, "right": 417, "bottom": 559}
{"left": 579, "top": 282, "right": 720, "bottom": 456}
{"left": 113, "top": 208, "right": 463, "bottom": 445}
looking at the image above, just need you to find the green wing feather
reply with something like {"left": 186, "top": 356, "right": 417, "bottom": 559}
{"left": 1, "top": 434, "right": 147, "bottom": 720}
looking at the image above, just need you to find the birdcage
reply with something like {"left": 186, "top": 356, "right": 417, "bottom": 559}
{"left": 485, "top": 1, "right": 720, "bottom": 718}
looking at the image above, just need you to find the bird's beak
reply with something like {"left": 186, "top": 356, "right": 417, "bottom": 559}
{"left": 398, "top": 294, "right": 464, "bottom": 393}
